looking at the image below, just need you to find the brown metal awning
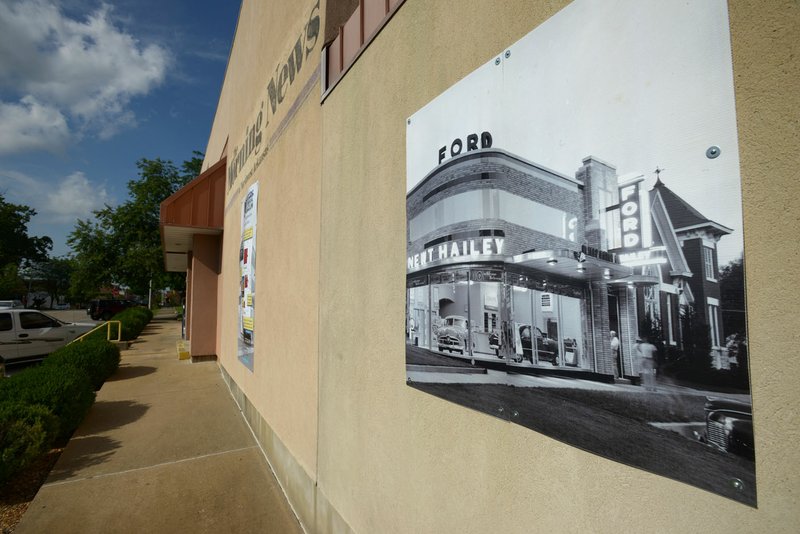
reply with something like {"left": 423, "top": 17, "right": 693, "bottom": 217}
{"left": 160, "top": 157, "right": 226, "bottom": 272}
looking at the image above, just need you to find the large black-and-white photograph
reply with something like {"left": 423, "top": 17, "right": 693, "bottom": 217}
{"left": 405, "top": 0, "right": 755, "bottom": 506}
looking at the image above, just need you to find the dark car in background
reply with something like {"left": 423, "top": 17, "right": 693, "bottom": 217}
{"left": 699, "top": 397, "right": 755, "bottom": 460}
{"left": 517, "top": 324, "right": 559, "bottom": 365}
{"left": 87, "top": 299, "right": 134, "bottom": 321}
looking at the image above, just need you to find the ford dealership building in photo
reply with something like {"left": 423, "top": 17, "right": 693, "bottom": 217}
{"left": 405, "top": 148, "right": 733, "bottom": 381}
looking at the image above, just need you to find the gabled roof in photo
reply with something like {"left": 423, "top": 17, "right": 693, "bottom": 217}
{"left": 651, "top": 178, "right": 734, "bottom": 238}
{"left": 649, "top": 192, "right": 693, "bottom": 279}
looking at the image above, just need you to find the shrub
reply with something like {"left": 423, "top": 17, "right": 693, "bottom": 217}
{"left": 113, "top": 306, "right": 153, "bottom": 341}
{"left": 0, "top": 402, "right": 58, "bottom": 484}
{"left": 0, "top": 365, "right": 95, "bottom": 441}
{"left": 82, "top": 305, "right": 153, "bottom": 342}
{"left": 43, "top": 339, "right": 121, "bottom": 391}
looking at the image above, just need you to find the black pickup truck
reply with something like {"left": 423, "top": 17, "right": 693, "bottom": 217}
{"left": 87, "top": 299, "right": 133, "bottom": 321}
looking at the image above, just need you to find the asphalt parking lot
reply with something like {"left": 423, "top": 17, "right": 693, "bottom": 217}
{"left": 45, "top": 308, "right": 101, "bottom": 325}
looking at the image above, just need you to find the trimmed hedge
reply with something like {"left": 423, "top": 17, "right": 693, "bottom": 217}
{"left": 113, "top": 306, "right": 153, "bottom": 341}
{"left": 43, "top": 339, "right": 121, "bottom": 391}
{"left": 0, "top": 315, "right": 136, "bottom": 484}
{"left": 0, "top": 365, "right": 95, "bottom": 441}
{"left": 84, "top": 305, "right": 153, "bottom": 342}
{"left": 0, "top": 402, "right": 58, "bottom": 484}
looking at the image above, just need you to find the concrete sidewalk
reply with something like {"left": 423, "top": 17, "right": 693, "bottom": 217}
{"left": 15, "top": 313, "right": 302, "bottom": 533}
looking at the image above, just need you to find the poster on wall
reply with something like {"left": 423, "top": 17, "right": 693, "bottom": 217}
{"left": 239, "top": 182, "right": 258, "bottom": 371}
{"left": 404, "top": 0, "right": 755, "bottom": 506}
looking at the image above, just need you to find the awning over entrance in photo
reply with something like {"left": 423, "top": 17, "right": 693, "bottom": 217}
{"left": 160, "top": 157, "right": 226, "bottom": 272}
{"left": 509, "top": 249, "right": 631, "bottom": 282}
{"left": 605, "top": 274, "right": 661, "bottom": 286}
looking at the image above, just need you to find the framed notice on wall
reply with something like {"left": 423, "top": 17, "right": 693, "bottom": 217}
{"left": 238, "top": 181, "right": 258, "bottom": 371}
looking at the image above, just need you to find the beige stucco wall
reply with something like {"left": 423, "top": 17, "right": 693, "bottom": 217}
{"left": 201, "top": 0, "right": 800, "bottom": 531}
{"left": 728, "top": 0, "right": 800, "bottom": 523}
{"left": 317, "top": 0, "right": 800, "bottom": 532}
{"left": 207, "top": 0, "right": 323, "bottom": 478}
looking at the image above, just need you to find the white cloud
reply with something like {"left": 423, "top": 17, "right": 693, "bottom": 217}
{"left": 44, "top": 171, "right": 111, "bottom": 222}
{"left": 0, "top": 169, "right": 110, "bottom": 223}
{"left": 0, "top": 0, "right": 170, "bottom": 152}
{"left": 0, "top": 96, "right": 70, "bottom": 154}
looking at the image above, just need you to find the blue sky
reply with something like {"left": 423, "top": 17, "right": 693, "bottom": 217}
{"left": 0, "top": 0, "right": 240, "bottom": 257}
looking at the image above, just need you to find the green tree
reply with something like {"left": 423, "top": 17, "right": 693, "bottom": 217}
{"left": 68, "top": 153, "right": 203, "bottom": 297}
{"left": 23, "top": 258, "right": 74, "bottom": 306}
{"left": 68, "top": 218, "right": 117, "bottom": 301}
{"left": 0, "top": 194, "right": 52, "bottom": 298}
{"left": 0, "top": 264, "right": 25, "bottom": 299}
{"left": 0, "top": 194, "right": 52, "bottom": 267}
{"left": 181, "top": 150, "right": 204, "bottom": 180}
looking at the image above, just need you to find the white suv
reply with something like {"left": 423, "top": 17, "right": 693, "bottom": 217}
{"left": 0, "top": 309, "right": 95, "bottom": 363}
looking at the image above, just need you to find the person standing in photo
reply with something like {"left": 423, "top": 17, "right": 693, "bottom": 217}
{"left": 610, "top": 330, "right": 620, "bottom": 378}
{"left": 635, "top": 337, "right": 658, "bottom": 391}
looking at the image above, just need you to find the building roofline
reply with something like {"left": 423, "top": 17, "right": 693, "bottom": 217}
{"left": 408, "top": 148, "right": 581, "bottom": 198}
{"left": 674, "top": 221, "right": 734, "bottom": 236}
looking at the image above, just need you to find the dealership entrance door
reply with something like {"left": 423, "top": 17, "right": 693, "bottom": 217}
{"left": 608, "top": 292, "right": 623, "bottom": 377}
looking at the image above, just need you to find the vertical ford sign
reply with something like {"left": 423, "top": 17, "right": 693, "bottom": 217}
{"left": 239, "top": 182, "right": 258, "bottom": 370}
{"left": 618, "top": 181, "right": 642, "bottom": 249}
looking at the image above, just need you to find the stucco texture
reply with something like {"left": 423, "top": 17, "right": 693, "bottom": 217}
{"left": 316, "top": 0, "right": 800, "bottom": 533}
{"left": 210, "top": 0, "right": 323, "bottom": 478}
{"left": 201, "top": 0, "right": 800, "bottom": 531}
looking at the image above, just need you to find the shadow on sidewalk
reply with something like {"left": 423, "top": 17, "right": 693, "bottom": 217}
{"left": 47, "top": 436, "right": 122, "bottom": 483}
{"left": 106, "top": 365, "right": 157, "bottom": 382}
{"left": 79, "top": 400, "right": 150, "bottom": 435}
{"left": 44, "top": 400, "right": 150, "bottom": 483}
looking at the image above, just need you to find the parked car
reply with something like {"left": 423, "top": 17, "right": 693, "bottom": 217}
{"left": 0, "top": 309, "right": 95, "bottom": 363}
{"left": 696, "top": 397, "right": 755, "bottom": 460}
{"left": 87, "top": 299, "right": 134, "bottom": 321}
{"left": 437, "top": 315, "right": 469, "bottom": 354}
{"left": 0, "top": 299, "right": 24, "bottom": 309}
{"left": 489, "top": 330, "right": 501, "bottom": 356}
{"left": 517, "top": 324, "right": 559, "bottom": 364}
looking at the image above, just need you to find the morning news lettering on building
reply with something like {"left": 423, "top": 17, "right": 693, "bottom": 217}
{"left": 405, "top": 1, "right": 754, "bottom": 505}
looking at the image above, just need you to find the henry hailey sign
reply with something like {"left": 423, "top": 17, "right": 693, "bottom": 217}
{"left": 407, "top": 237, "right": 505, "bottom": 272}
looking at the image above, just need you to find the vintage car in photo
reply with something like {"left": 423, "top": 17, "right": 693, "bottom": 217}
{"left": 517, "top": 324, "right": 559, "bottom": 365}
{"left": 697, "top": 397, "right": 754, "bottom": 460}
{"left": 437, "top": 315, "right": 469, "bottom": 354}
{"left": 489, "top": 330, "right": 501, "bottom": 356}
{"left": 0, "top": 309, "right": 95, "bottom": 363}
